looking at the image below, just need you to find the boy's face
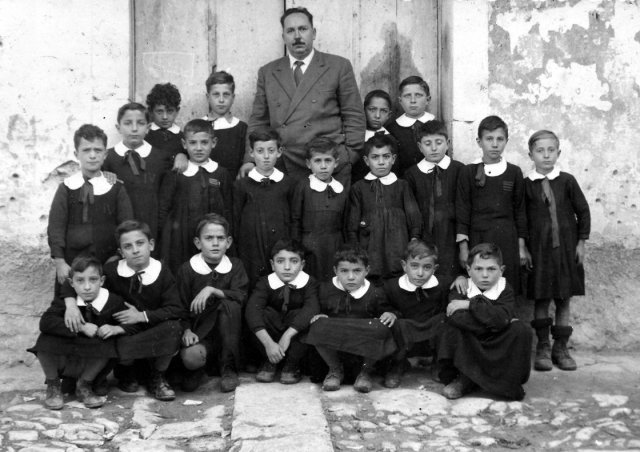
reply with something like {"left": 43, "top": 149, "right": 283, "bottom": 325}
{"left": 306, "top": 151, "right": 337, "bottom": 182}
{"left": 119, "top": 230, "right": 154, "bottom": 271}
{"left": 250, "top": 140, "right": 282, "bottom": 175}
{"left": 194, "top": 223, "right": 231, "bottom": 264}
{"left": 529, "top": 137, "right": 560, "bottom": 175}
{"left": 117, "top": 109, "right": 149, "bottom": 149}
{"left": 207, "top": 83, "right": 235, "bottom": 117}
{"left": 334, "top": 261, "right": 369, "bottom": 292}
{"left": 70, "top": 266, "right": 105, "bottom": 303}
{"left": 466, "top": 255, "right": 504, "bottom": 291}
{"left": 401, "top": 255, "right": 438, "bottom": 288}
{"left": 364, "top": 145, "right": 396, "bottom": 178}
{"left": 417, "top": 134, "right": 449, "bottom": 164}
{"left": 270, "top": 250, "right": 304, "bottom": 283}
{"left": 365, "top": 97, "right": 391, "bottom": 130}
{"left": 399, "top": 84, "right": 430, "bottom": 119}
{"left": 75, "top": 137, "right": 107, "bottom": 176}
{"left": 182, "top": 131, "right": 217, "bottom": 164}
{"left": 151, "top": 104, "right": 179, "bottom": 129}
{"left": 477, "top": 128, "right": 508, "bottom": 164}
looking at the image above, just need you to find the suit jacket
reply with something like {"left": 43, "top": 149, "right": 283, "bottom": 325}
{"left": 247, "top": 51, "right": 365, "bottom": 175}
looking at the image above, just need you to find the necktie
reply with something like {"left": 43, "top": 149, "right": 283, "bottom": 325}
{"left": 281, "top": 284, "right": 295, "bottom": 313}
{"left": 541, "top": 178, "right": 560, "bottom": 248}
{"left": 84, "top": 302, "right": 99, "bottom": 323}
{"left": 415, "top": 287, "right": 428, "bottom": 304}
{"left": 336, "top": 292, "right": 352, "bottom": 315}
{"left": 474, "top": 163, "right": 486, "bottom": 187}
{"left": 80, "top": 181, "right": 95, "bottom": 223}
{"left": 370, "top": 178, "right": 383, "bottom": 204}
{"left": 129, "top": 270, "right": 145, "bottom": 294}
{"left": 293, "top": 61, "right": 304, "bottom": 86}
{"left": 124, "top": 150, "right": 146, "bottom": 176}
{"left": 428, "top": 166, "right": 442, "bottom": 235}
{"left": 326, "top": 185, "right": 337, "bottom": 199}
{"left": 260, "top": 177, "right": 271, "bottom": 187}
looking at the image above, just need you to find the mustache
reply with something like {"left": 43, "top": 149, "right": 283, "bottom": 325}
{"left": 293, "top": 39, "right": 305, "bottom": 45}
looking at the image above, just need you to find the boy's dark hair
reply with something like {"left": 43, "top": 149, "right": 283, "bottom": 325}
{"left": 115, "top": 220, "right": 153, "bottom": 242}
{"left": 117, "top": 102, "right": 150, "bottom": 124}
{"left": 69, "top": 255, "right": 103, "bottom": 277}
{"left": 280, "top": 7, "right": 313, "bottom": 27}
{"left": 333, "top": 246, "right": 369, "bottom": 268}
{"left": 399, "top": 75, "right": 430, "bottom": 98}
{"left": 195, "top": 213, "right": 230, "bottom": 238}
{"left": 478, "top": 115, "right": 508, "bottom": 140}
{"left": 146, "top": 83, "right": 182, "bottom": 111}
{"left": 304, "top": 137, "right": 339, "bottom": 160}
{"left": 73, "top": 124, "right": 107, "bottom": 149}
{"left": 364, "top": 133, "right": 398, "bottom": 156}
{"left": 528, "top": 129, "right": 559, "bottom": 151}
{"left": 270, "top": 239, "right": 306, "bottom": 260}
{"left": 416, "top": 120, "right": 449, "bottom": 142}
{"left": 404, "top": 240, "right": 438, "bottom": 262}
{"left": 467, "top": 242, "right": 503, "bottom": 267}
{"left": 183, "top": 118, "right": 215, "bottom": 138}
{"left": 249, "top": 128, "right": 282, "bottom": 148}
{"left": 205, "top": 68, "right": 236, "bottom": 93}
{"left": 364, "top": 89, "right": 392, "bottom": 109}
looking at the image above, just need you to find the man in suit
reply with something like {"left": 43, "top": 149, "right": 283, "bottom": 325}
{"left": 240, "top": 7, "right": 366, "bottom": 185}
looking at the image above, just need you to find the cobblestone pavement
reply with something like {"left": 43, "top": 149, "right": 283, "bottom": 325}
{"left": 1, "top": 352, "right": 639, "bottom": 451}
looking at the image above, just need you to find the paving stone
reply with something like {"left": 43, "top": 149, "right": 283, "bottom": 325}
{"left": 13, "top": 421, "right": 44, "bottom": 430}
{"left": 6, "top": 404, "right": 43, "bottom": 413}
{"left": 41, "top": 429, "right": 64, "bottom": 440}
{"left": 450, "top": 397, "right": 492, "bottom": 416}
{"left": 469, "top": 436, "right": 496, "bottom": 447}
{"left": 327, "top": 403, "right": 357, "bottom": 417}
{"left": 399, "top": 440, "right": 422, "bottom": 451}
{"left": 380, "top": 441, "right": 396, "bottom": 452}
{"left": 402, "top": 426, "right": 420, "bottom": 435}
{"left": 331, "top": 425, "right": 344, "bottom": 434}
{"left": 370, "top": 390, "right": 448, "bottom": 416}
{"left": 400, "top": 419, "right": 420, "bottom": 426}
{"left": 151, "top": 405, "right": 224, "bottom": 440}
{"left": 8, "top": 430, "right": 38, "bottom": 441}
{"left": 337, "top": 439, "right": 365, "bottom": 450}
{"left": 118, "top": 439, "right": 185, "bottom": 452}
{"left": 609, "top": 407, "right": 632, "bottom": 417}
{"left": 434, "top": 428, "right": 458, "bottom": 437}
{"left": 17, "top": 446, "right": 66, "bottom": 452}
{"left": 575, "top": 426, "right": 597, "bottom": 440}
{"left": 592, "top": 394, "right": 629, "bottom": 407}
{"left": 356, "top": 420, "right": 378, "bottom": 429}
{"left": 31, "top": 417, "right": 62, "bottom": 426}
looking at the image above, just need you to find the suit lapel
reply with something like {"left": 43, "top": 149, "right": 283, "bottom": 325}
{"left": 272, "top": 57, "right": 296, "bottom": 102}
{"left": 284, "top": 51, "right": 329, "bottom": 122}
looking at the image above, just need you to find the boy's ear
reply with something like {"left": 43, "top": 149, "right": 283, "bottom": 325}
{"left": 465, "top": 264, "right": 471, "bottom": 275}
{"left": 305, "top": 159, "right": 312, "bottom": 170}
{"left": 528, "top": 151, "right": 533, "bottom": 161}
{"left": 270, "top": 259, "right": 276, "bottom": 272}
{"left": 390, "top": 154, "right": 397, "bottom": 164}
{"left": 300, "top": 259, "right": 306, "bottom": 269}
{"left": 193, "top": 236, "right": 202, "bottom": 250}
{"left": 181, "top": 138, "right": 187, "bottom": 149}
{"left": 99, "top": 275, "right": 106, "bottom": 287}
{"left": 400, "top": 259, "right": 407, "bottom": 273}
{"left": 333, "top": 266, "right": 338, "bottom": 276}
{"left": 434, "top": 263, "right": 440, "bottom": 271}
{"left": 276, "top": 146, "right": 284, "bottom": 156}
{"left": 363, "top": 265, "right": 370, "bottom": 277}
{"left": 363, "top": 155, "right": 370, "bottom": 166}
{"left": 226, "top": 236, "right": 233, "bottom": 247}
{"left": 500, "top": 265, "right": 506, "bottom": 274}
{"left": 557, "top": 149, "right": 562, "bottom": 157}
{"left": 148, "top": 238, "right": 155, "bottom": 252}
{"left": 211, "top": 136, "right": 218, "bottom": 149}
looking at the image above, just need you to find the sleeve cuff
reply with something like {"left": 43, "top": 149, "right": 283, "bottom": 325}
{"left": 456, "top": 234, "right": 469, "bottom": 243}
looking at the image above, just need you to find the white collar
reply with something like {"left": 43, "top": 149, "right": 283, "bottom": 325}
{"left": 417, "top": 155, "right": 451, "bottom": 174}
{"left": 189, "top": 253, "right": 232, "bottom": 275}
{"left": 64, "top": 172, "right": 112, "bottom": 195}
{"left": 528, "top": 167, "right": 560, "bottom": 181}
{"left": 364, "top": 127, "right": 389, "bottom": 141}
{"left": 395, "top": 112, "right": 435, "bottom": 127}
{"left": 331, "top": 277, "right": 370, "bottom": 299}
{"left": 116, "top": 257, "right": 162, "bottom": 285}
{"left": 76, "top": 288, "right": 109, "bottom": 312}
{"left": 202, "top": 115, "right": 240, "bottom": 130}
{"left": 364, "top": 172, "right": 398, "bottom": 185}
{"left": 398, "top": 274, "right": 439, "bottom": 292}
{"left": 309, "top": 174, "right": 344, "bottom": 193}
{"left": 150, "top": 123, "right": 181, "bottom": 134}
{"left": 473, "top": 158, "right": 507, "bottom": 177}
{"left": 288, "top": 49, "right": 315, "bottom": 73}
{"left": 182, "top": 159, "right": 219, "bottom": 177}
{"left": 268, "top": 271, "right": 310, "bottom": 289}
{"left": 466, "top": 277, "right": 506, "bottom": 300}
{"left": 114, "top": 141, "right": 152, "bottom": 158}
{"left": 248, "top": 167, "right": 284, "bottom": 183}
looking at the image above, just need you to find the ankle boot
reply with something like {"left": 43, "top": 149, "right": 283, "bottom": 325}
{"left": 531, "top": 318, "right": 553, "bottom": 371}
{"left": 551, "top": 325, "right": 577, "bottom": 371}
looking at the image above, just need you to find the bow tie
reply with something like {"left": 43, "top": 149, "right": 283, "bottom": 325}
{"left": 129, "top": 270, "right": 145, "bottom": 294}
{"left": 280, "top": 284, "right": 296, "bottom": 313}
{"left": 260, "top": 177, "right": 272, "bottom": 187}
{"left": 124, "top": 150, "right": 146, "bottom": 176}
{"left": 79, "top": 181, "right": 95, "bottom": 223}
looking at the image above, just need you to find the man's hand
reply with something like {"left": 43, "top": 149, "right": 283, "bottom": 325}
{"left": 182, "top": 329, "right": 200, "bottom": 347}
{"left": 79, "top": 322, "right": 98, "bottom": 338}
{"left": 172, "top": 153, "right": 188, "bottom": 172}
{"left": 519, "top": 239, "right": 532, "bottom": 269}
{"left": 64, "top": 298, "right": 85, "bottom": 333}
{"left": 458, "top": 242, "right": 469, "bottom": 270}
{"left": 97, "top": 324, "right": 125, "bottom": 339}
{"left": 446, "top": 299, "right": 470, "bottom": 317}
{"left": 114, "top": 302, "right": 145, "bottom": 325}
{"left": 237, "top": 162, "right": 255, "bottom": 179}
{"left": 450, "top": 276, "right": 469, "bottom": 294}
{"left": 379, "top": 312, "right": 397, "bottom": 327}
{"left": 55, "top": 259, "right": 71, "bottom": 285}
{"left": 575, "top": 239, "right": 585, "bottom": 265}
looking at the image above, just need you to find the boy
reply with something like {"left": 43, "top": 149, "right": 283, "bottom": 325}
{"left": 436, "top": 243, "right": 531, "bottom": 400}
{"left": 383, "top": 241, "right": 448, "bottom": 388}
{"left": 203, "top": 70, "right": 248, "bottom": 179}
{"left": 30, "top": 256, "right": 129, "bottom": 409}
{"left": 305, "top": 247, "right": 397, "bottom": 393}
{"left": 48, "top": 124, "right": 133, "bottom": 294}
{"left": 404, "top": 120, "right": 465, "bottom": 281}
{"left": 176, "top": 214, "right": 248, "bottom": 392}
{"left": 291, "top": 137, "right": 348, "bottom": 281}
{"left": 245, "top": 240, "right": 319, "bottom": 384}
{"left": 456, "top": 116, "right": 528, "bottom": 293}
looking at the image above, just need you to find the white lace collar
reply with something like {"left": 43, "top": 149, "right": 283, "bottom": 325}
{"left": 76, "top": 288, "right": 109, "bottom": 312}
{"left": 268, "top": 271, "right": 310, "bottom": 289}
{"left": 417, "top": 155, "right": 451, "bottom": 174}
{"left": 309, "top": 174, "right": 344, "bottom": 193}
{"left": 113, "top": 141, "right": 152, "bottom": 158}
{"left": 472, "top": 157, "right": 507, "bottom": 177}
{"left": 189, "top": 253, "right": 232, "bottom": 275}
{"left": 398, "top": 274, "right": 439, "bottom": 292}
{"left": 182, "top": 159, "right": 219, "bottom": 177}
{"left": 466, "top": 277, "right": 506, "bottom": 301}
{"left": 528, "top": 167, "right": 560, "bottom": 181}
{"left": 202, "top": 115, "right": 240, "bottom": 130}
{"left": 116, "top": 257, "right": 162, "bottom": 285}
{"left": 364, "top": 172, "right": 398, "bottom": 185}
{"left": 331, "top": 277, "right": 370, "bottom": 299}
{"left": 150, "top": 123, "right": 181, "bottom": 134}
{"left": 364, "top": 127, "right": 389, "bottom": 141}
{"left": 395, "top": 112, "right": 435, "bottom": 127}
{"left": 248, "top": 167, "right": 284, "bottom": 183}
{"left": 64, "top": 172, "right": 112, "bottom": 195}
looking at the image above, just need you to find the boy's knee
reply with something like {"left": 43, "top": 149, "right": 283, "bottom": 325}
{"left": 181, "top": 344, "right": 207, "bottom": 370}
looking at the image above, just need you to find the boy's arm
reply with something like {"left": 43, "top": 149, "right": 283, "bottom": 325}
{"left": 40, "top": 298, "right": 77, "bottom": 337}
{"left": 346, "top": 184, "right": 362, "bottom": 244}
{"left": 116, "top": 184, "right": 134, "bottom": 224}
{"left": 455, "top": 165, "right": 472, "bottom": 240}
{"left": 513, "top": 167, "right": 528, "bottom": 240}
{"left": 289, "top": 279, "right": 321, "bottom": 332}
{"left": 467, "top": 285, "right": 515, "bottom": 331}
{"left": 217, "top": 261, "right": 250, "bottom": 305}
{"left": 290, "top": 181, "right": 305, "bottom": 242}
{"left": 220, "top": 168, "right": 234, "bottom": 231}
{"left": 568, "top": 175, "right": 591, "bottom": 240}
{"left": 145, "top": 270, "right": 188, "bottom": 325}
{"left": 401, "top": 180, "right": 423, "bottom": 239}
{"left": 244, "top": 279, "right": 271, "bottom": 333}
{"left": 232, "top": 180, "right": 246, "bottom": 242}
{"left": 48, "top": 184, "right": 71, "bottom": 283}
{"left": 244, "top": 65, "right": 270, "bottom": 165}
{"left": 157, "top": 172, "right": 177, "bottom": 237}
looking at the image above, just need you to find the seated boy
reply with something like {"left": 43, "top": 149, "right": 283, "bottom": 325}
{"left": 436, "top": 243, "right": 531, "bottom": 400}
{"left": 176, "top": 214, "right": 248, "bottom": 392}
{"left": 245, "top": 240, "right": 319, "bottom": 384}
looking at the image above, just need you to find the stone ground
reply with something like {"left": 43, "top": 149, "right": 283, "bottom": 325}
{"left": 1, "top": 351, "right": 639, "bottom": 452}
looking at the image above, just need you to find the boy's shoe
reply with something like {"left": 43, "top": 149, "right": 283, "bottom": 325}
{"left": 61, "top": 377, "right": 76, "bottom": 394}
{"left": 442, "top": 374, "right": 475, "bottom": 400}
{"left": 92, "top": 373, "right": 109, "bottom": 396}
{"left": 75, "top": 380, "right": 105, "bottom": 409}
{"left": 384, "top": 360, "right": 405, "bottom": 388}
{"left": 534, "top": 341, "right": 553, "bottom": 371}
{"left": 354, "top": 365, "right": 374, "bottom": 393}
{"left": 551, "top": 326, "right": 577, "bottom": 371}
{"left": 44, "top": 379, "right": 64, "bottom": 410}
{"left": 117, "top": 378, "right": 139, "bottom": 393}
{"left": 280, "top": 362, "right": 302, "bottom": 385}
{"left": 256, "top": 362, "right": 277, "bottom": 383}
{"left": 116, "top": 365, "right": 139, "bottom": 392}
{"left": 220, "top": 364, "right": 240, "bottom": 392}
{"left": 149, "top": 371, "right": 175, "bottom": 401}
{"left": 181, "top": 368, "right": 205, "bottom": 393}
{"left": 322, "top": 365, "right": 344, "bottom": 391}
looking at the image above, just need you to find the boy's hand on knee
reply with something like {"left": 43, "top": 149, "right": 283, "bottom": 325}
{"left": 379, "top": 312, "right": 397, "bottom": 327}
{"left": 80, "top": 322, "right": 98, "bottom": 338}
{"left": 278, "top": 335, "right": 292, "bottom": 353}
{"left": 191, "top": 287, "right": 216, "bottom": 314}
{"left": 64, "top": 298, "right": 85, "bottom": 333}
{"left": 266, "top": 341, "right": 285, "bottom": 364}
{"left": 182, "top": 329, "right": 199, "bottom": 347}
{"left": 97, "top": 324, "right": 125, "bottom": 339}
{"left": 446, "top": 299, "right": 470, "bottom": 317}
{"left": 172, "top": 153, "right": 188, "bottom": 172}
{"left": 450, "top": 276, "right": 469, "bottom": 294}
{"left": 114, "top": 302, "right": 145, "bottom": 325}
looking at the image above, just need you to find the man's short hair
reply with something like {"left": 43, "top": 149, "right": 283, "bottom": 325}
{"left": 280, "top": 7, "right": 313, "bottom": 27}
